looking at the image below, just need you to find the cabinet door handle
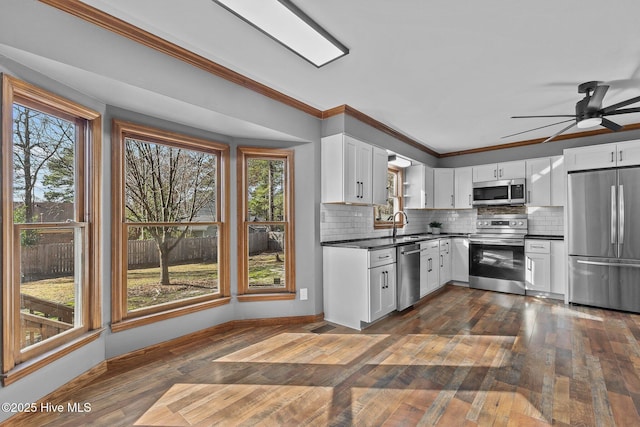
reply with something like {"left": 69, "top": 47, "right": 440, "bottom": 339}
{"left": 440, "top": 254, "right": 443, "bottom": 267}
{"left": 611, "top": 152, "right": 615, "bottom": 163}
{"left": 620, "top": 150, "right": 623, "bottom": 162}
{"left": 468, "top": 194, "right": 471, "bottom": 206}
{"left": 499, "top": 168, "right": 503, "bottom": 178}
{"left": 494, "top": 169, "right": 497, "bottom": 178}
{"left": 451, "top": 194, "right": 454, "bottom": 207}
{"left": 527, "top": 190, "right": 531, "bottom": 204}
{"left": 530, "top": 244, "right": 545, "bottom": 249}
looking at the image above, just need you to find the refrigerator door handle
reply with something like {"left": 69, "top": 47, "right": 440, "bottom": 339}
{"left": 611, "top": 185, "right": 617, "bottom": 247}
{"left": 619, "top": 184, "right": 625, "bottom": 246}
{"left": 577, "top": 260, "right": 640, "bottom": 269}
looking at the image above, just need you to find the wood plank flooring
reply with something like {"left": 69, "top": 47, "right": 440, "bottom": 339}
{"left": 9, "top": 285, "right": 640, "bottom": 426}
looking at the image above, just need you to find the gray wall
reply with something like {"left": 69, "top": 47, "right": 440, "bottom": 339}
{"left": 0, "top": 2, "right": 324, "bottom": 416}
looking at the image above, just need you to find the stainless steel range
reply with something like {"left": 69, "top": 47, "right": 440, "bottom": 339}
{"left": 469, "top": 214, "right": 528, "bottom": 295}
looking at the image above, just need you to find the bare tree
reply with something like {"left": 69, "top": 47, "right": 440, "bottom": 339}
{"left": 124, "top": 139, "right": 217, "bottom": 285}
{"left": 12, "top": 104, "right": 75, "bottom": 224}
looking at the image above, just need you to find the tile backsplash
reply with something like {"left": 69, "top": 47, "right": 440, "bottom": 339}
{"left": 526, "top": 206, "right": 564, "bottom": 236}
{"left": 320, "top": 204, "right": 564, "bottom": 242}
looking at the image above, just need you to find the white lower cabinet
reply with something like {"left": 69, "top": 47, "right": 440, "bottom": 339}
{"left": 323, "top": 246, "right": 396, "bottom": 330}
{"left": 525, "top": 239, "right": 551, "bottom": 292}
{"left": 525, "top": 239, "right": 567, "bottom": 295}
{"left": 439, "top": 239, "right": 452, "bottom": 286}
{"left": 420, "top": 240, "right": 440, "bottom": 297}
{"left": 451, "top": 238, "right": 469, "bottom": 282}
{"left": 369, "top": 263, "right": 397, "bottom": 322}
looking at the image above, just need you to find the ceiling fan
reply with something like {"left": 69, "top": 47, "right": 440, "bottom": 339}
{"left": 505, "top": 81, "right": 640, "bottom": 143}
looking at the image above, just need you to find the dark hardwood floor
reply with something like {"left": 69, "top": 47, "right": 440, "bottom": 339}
{"left": 10, "top": 285, "right": 640, "bottom": 426}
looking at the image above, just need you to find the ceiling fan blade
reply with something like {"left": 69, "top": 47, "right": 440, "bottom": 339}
{"left": 601, "top": 118, "right": 623, "bottom": 132}
{"left": 501, "top": 119, "right": 575, "bottom": 139}
{"left": 511, "top": 114, "right": 576, "bottom": 118}
{"left": 542, "top": 122, "right": 576, "bottom": 143}
{"left": 587, "top": 85, "right": 609, "bottom": 110}
{"left": 602, "top": 95, "right": 640, "bottom": 113}
{"left": 603, "top": 106, "right": 640, "bottom": 116}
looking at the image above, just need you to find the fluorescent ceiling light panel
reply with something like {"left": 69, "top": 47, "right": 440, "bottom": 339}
{"left": 213, "top": 0, "right": 348, "bottom": 67}
{"left": 388, "top": 154, "right": 412, "bottom": 168}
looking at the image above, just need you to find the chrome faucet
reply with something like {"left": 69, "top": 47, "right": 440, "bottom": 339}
{"left": 392, "top": 211, "right": 409, "bottom": 239}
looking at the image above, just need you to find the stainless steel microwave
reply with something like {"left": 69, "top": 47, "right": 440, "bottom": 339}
{"left": 472, "top": 178, "right": 526, "bottom": 206}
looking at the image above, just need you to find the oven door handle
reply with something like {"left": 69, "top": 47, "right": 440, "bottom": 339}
{"left": 469, "top": 239, "right": 524, "bottom": 246}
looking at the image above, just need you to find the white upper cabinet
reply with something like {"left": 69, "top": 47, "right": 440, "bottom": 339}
{"left": 454, "top": 166, "right": 473, "bottom": 209}
{"left": 564, "top": 139, "right": 640, "bottom": 171}
{"left": 321, "top": 134, "right": 387, "bottom": 205}
{"left": 472, "top": 160, "right": 525, "bottom": 182}
{"left": 433, "top": 168, "right": 455, "bottom": 209}
{"left": 372, "top": 146, "right": 388, "bottom": 205}
{"left": 526, "top": 157, "right": 551, "bottom": 206}
{"left": 499, "top": 160, "right": 526, "bottom": 180}
{"left": 617, "top": 139, "right": 640, "bottom": 167}
{"left": 550, "top": 155, "right": 566, "bottom": 206}
{"left": 404, "top": 165, "right": 434, "bottom": 209}
{"left": 472, "top": 163, "right": 498, "bottom": 182}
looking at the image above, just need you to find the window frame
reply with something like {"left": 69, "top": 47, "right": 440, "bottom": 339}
{"left": 111, "top": 120, "right": 230, "bottom": 331}
{"left": 237, "top": 147, "right": 295, "bottom": 301}
{"left": 374, "top": 166, "right": 404, "bottom": 229}
{"left": 1, "top": 74, "right": 102, "bottom": 383}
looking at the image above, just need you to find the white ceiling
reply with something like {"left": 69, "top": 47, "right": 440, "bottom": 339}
{"left": 19, "top": 1, "right": 640, "bottom": 153}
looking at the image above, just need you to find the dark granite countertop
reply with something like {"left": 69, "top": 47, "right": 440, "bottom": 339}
{"left": 322, "top": 233, "right": 470, "bottom": 250}
{"left": 525, "top": 234, "right": 564, "bottom": 241}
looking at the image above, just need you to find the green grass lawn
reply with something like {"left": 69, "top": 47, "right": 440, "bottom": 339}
{"left": 127, "top": 262, "right": 219, "bottom": 310}
{"left": 21, "top": 253, "right": 285, "bottom": 312}
{"left": 248, "top": 252, "right": 285, "bottom": 287}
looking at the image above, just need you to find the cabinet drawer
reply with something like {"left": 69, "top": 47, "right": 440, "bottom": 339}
{"left": 525, "top": 240, "right": 550, "bottom": 253}
{"left": 369, "top": 248, "right": 396, "bottom": 268}
{"left": 420, "top": 240, "right": 440, "bottom": 251}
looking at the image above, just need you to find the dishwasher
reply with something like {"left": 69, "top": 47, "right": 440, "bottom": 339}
{"left": 397, "top": 243, "right": 421, "bottom": 310}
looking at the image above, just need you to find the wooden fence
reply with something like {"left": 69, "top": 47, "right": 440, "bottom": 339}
{"left": 21, "top": 232, "right": 280, "bottom": 279}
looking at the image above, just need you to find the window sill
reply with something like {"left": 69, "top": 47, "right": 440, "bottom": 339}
{"left": 111, "top": 297, "right": 231, "bottom": 333}
{"left": 237, "top": 293, "right": 296, "bottom": 302}
{"left": 2, "top": 328, "right": 104, "bottom": 386}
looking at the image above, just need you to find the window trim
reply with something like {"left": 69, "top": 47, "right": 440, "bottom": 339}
{"left": 236, "top": 147, "right": 295, "bottom": 300}
{"left": 373, "top": 166, "right": 404, "bottom": 229}
{"left": 1, "top": 74, "right": 102, "bottom": 379}
{"left": 111, "top": 120, "right": 230, "bottom": 329}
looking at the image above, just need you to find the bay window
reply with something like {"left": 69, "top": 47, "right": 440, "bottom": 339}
{"left": 237, "top": 147, "right": 295, "bottom": 300}
{"left": 111, "top": 121, "right": 230, "bottom": 330}
{"left": 1, "top": 75, "right": 102, "bottom": 383}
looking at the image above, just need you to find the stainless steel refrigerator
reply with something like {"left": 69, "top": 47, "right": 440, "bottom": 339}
{"left": 568, "top": 167, "right": 640, "bottom": 312}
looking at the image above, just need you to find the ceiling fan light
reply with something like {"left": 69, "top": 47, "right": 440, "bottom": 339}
{"left": 577, "top": 117, "right": 602, "bottom": 129}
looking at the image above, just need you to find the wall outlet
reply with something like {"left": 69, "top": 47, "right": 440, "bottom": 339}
{"left": 300, "top": 288, "right": 308, "bottom": 300}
